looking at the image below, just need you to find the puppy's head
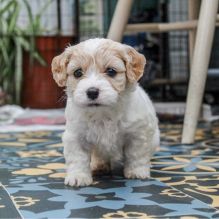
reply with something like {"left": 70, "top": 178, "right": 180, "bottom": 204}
{"left": 51, "top": 38, "right": 146, "bottom": 108}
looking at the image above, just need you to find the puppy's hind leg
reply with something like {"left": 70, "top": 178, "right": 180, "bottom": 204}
{"left": 90, "top": 148, "right": 111, "bottom": 176}
{"left": 124, "top": 134, "right": 155, "bottom": 179}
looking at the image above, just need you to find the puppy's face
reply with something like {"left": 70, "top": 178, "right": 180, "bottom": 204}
{"left": 51, "top": 39, "right": 146, "bottom": 108}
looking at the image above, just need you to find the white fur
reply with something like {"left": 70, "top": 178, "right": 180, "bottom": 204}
{"left": 58, "top": 39, "right": 160, "bottom": 187}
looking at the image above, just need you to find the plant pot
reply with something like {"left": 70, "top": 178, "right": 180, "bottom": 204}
{"left": 21, "top": 36, "right": 76, "bottom": 109}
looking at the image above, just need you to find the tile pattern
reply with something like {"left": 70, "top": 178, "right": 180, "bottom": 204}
{"left": 0, "top": 120, "right": 219, "bottom": 218}
{"left": 0, "top": 183, "right": 22, "bottom": 219}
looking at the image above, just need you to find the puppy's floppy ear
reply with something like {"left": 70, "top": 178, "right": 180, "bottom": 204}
{"left": 51, "top": 51, "right": 70, "bottom": 87}
{"left": 124, "top": 46, "right": 146, "bottom": 83}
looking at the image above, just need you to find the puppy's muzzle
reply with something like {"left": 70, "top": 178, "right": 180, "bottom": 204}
{"left": 86, "top": 87, "right": 99, "bottom": 100}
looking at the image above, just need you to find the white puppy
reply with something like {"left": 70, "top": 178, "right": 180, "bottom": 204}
{"left": 51, "top": 38, "right": 160, "bottom": 187}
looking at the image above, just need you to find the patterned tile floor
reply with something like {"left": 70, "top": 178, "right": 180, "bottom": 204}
{"left": 0, "top": 120, "right": 219, "bottom": 218}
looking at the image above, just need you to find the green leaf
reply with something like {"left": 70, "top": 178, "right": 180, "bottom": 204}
{"left": 22, "top": 0, "right": 34, "bottom": 34}
{"left": 0, "top": 0, "right": 16, "bottom": 16}
{"left": 32, "top": 52, "right": 47, "bottom": 66}
{"left": 0, "top": 17, "right": 9, "bottom": 35}
{"left": 8, "top": 2, "right": 20, "bottom": 33}
{"left": 14, "top": 38, "right": 23, "bottom": 104}
{"left": 17, "top": 37, "right": 31, "bottom": 51}
{"left": 0, "top": 39, "right": 10, "bottom": 64}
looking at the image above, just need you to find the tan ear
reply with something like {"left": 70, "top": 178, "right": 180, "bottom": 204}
{"left": 51, "top": 52, "right": 70, "bottom": 87}
{"left": 124, "top": 46, "right": 146, "bottom": 83}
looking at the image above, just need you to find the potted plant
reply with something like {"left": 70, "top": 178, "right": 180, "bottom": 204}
{"left": 0, "top": 0, "right": 77, "bottom": 108}
{"left": 0, "top": 0, "right": 45, "bottom": 104}
{"left": 21, "top": 0, "right": 78, "bottom": 109}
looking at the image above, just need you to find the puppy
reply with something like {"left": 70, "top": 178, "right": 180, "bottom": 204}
{"left": 51, "top": 38, "right": 160, "bottom": 187}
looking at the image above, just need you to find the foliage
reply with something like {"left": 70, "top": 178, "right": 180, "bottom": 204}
{"left": 0, "top": 0, "right": 51, "bottom": 104}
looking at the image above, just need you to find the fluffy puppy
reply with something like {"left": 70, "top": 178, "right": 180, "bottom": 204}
{"left": 51, "top": 38, "right": 160, "bottom": 187}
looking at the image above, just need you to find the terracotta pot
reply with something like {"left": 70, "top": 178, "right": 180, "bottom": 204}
{"left": 21, "top": 36, "right": 76, "bottom": 109}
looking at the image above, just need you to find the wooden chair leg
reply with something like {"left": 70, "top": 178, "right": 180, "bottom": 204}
{"left": 107, "top": 0, "right": 133, "bottom": 42}
{"left": 182, "top": 0, "right": 219, "bottom": 144}
{"left": 188, "top": 0, "right": 200, "bottom": 65}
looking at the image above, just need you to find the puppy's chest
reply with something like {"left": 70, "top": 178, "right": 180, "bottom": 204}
{"left": 85, "top": 118, "right": 122, "bottom": 147}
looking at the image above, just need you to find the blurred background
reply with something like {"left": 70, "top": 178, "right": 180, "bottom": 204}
{"left": 0, "top": 0, "right": 219, "bottom": 125}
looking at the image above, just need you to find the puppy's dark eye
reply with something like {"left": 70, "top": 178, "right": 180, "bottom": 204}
{"left": 106, "top": 68, "right": 117, "bottom": 77}
{"left": 74, "top": 68, "right": 83, "bottom": 78}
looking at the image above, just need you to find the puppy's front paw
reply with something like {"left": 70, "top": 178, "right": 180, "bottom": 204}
{"left": 124, "top": 166, "right": 150, "bottom": 179}
{"left": 65, "top": 172, "right": 93, "bottom": 187}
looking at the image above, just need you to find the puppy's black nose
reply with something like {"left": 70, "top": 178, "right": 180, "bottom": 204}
{"left": 86, "top": 87, "right": 99, "bottom": 100}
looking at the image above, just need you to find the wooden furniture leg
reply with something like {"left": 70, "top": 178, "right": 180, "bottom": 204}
{"left": 188, "top": 0, "right": 200, "bottom": 64}
{"left": 182, "top": 0, "right": 219, "bottom": 144}
{"left": 107, "top": 0, "right": 133, "bottom": 42}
